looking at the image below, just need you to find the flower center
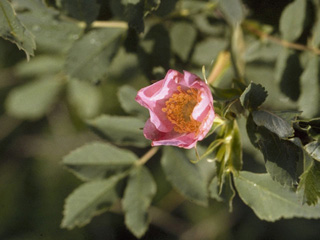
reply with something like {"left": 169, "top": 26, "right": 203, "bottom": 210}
{"left": 162, "top": 86, "right": 201, "bottom": 134}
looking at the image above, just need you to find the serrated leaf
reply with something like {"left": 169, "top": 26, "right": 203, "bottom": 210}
{"left": 280, "top": 0, "right": 306, "bottom": 42}
{"left": 14, "top": 0, "right": 83, "bottom": 53}
{"left": 252, "top": 110, "right": 296, "bottom": 139}
{"left": 161, "top": 147, "right": 208, "bottom": 206}
{"left": 298, "top": 160, "right": 320, "bottom": 205}
{"left": 246, "top": 115, "right": 301, "bottom": 186}
{"left": 123, "top": 166, "right": 156, "bottom": 238}
{"left": 240, "top": 82, "right": 268, "bottom": 110}
{"left": 67, "top": 79, "right": 102, "bottom": 119}
{"left": 235, "top": 171, "right": 320, "bottom": 221}
{"left": 298, "top": 55, "right": 320, "bottom": 118}
{"left": 66, "top": 27, "right": 125, "bottom": 82}
{"left": 63, "top": 142, "right": 138, "bottom": 181}
{"left": 305, "top": 141, "right": 320, "bottom": 162}
{"left": 170, "top": 22, "right": 197, "bottom": 62}
{"left": 117, "top": 85, "right": 148, "bottom": 119}
{"left": 5, "top": 76, "right": 63, "bottom": 120}
{"left": 57, "top": 0, "right": 100, "bottom": 25}
{"left": 0, "top": 0, "right": 36, "bottom": 60}
{"left": 61, "top": 177, "right": 119, "bottom": 229}
{"left": 218, "top": 0, "right": 244, "bottom": 27}
{"left": 87, "top": 115, "right": 149, "bottom": 147}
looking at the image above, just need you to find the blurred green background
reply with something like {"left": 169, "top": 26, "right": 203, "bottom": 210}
{"left": 1, "top": 0, "right": 320, "bottom": 239}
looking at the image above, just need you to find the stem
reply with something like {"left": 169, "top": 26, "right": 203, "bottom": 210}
{"left": 243, "top": 22, "right": 320, "bottom": 55}
{"left": 136, "top": 146, "right": 160, "bottom": 166}
{"left": 78, "top": 21, "right": 128, "bottom": 29}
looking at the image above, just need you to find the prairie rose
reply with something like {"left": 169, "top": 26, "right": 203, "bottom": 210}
{"left": 135, "top": 69, "right": 215, "bottom": 149}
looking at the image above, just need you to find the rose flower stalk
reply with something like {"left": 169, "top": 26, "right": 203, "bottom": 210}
{"left": 135, "top": 70, "right": 215, "bottom": 149}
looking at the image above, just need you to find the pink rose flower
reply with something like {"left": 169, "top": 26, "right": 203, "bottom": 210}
{"left": 135, "top": 69, "right": 215, "bottom": 149}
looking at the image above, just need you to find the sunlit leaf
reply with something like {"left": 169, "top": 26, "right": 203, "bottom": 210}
{"left": 235, "top": 171, "right": 320, "bottom": 221}
{"left": 63, "top": 142, "right": 138, "bottom": 181}
{"left": 123, "top": 166, "right": 156, "bottom": 238}
{"left": 87, "top": 115, "right": 149, "bottom": 147}
{"left": 161, "top": 147, "right": 208, "bottom": 206}
{"left": 61, "top": 176, "right": 119, "bottom": 229}
{"left": 280, "top": 0, "right": 306, "bottom": 42}
{"left": 0, "top": 0, "right": 36, "bottom": 60}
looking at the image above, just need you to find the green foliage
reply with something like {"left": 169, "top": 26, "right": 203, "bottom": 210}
{"left": 235, "top": 171, "right": 320, "bottom": 221}
{"left": 161, "top": 147, "right": 208, "bottom": 206}
{"left": 87, "top": 115, "right": 149, "bottom": 147}
{"left": 0, "top": 0, "right": 36, "bottom": 60}
{"left": 2, "top": 0, "right": 320, "bottom": 239}
{"left": 63, "top": 142, "right": 138, "bottom": 181}
{"left": 61, "top": 176, "right": 120, "bottom": 229}
{"left": 65, "top": 27, "right": 126, "bottom": 82}
{"left": 5, "top": 76, "right": 63, "bottom": 120}
{"left": 240, "top": 82, "right": 267, "bottom": 110}
{"left": 279, "top": 0, "right": 306, "bottom": 42}
{"left": 56, "top": 0, "right": 100, "bottom": 25}
{"left": 123, "top": 166, "right": 156, "bottom": 238}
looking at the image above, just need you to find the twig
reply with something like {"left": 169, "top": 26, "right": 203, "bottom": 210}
{"left": 136, "top": 146, "right": 160, "bottom": 166}
{"left": 244, "top": 22, "right": 320, "bottom": 55}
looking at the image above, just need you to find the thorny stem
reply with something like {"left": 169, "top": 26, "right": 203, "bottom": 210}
{"left": 243, "top": 22, "right": 320, "bottom": 55}
{"left": 136, "top": 146, "right": 160, "bottom": 166}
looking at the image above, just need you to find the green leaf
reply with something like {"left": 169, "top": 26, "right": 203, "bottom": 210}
{"left": 87, "top": 115, "right": 149, "bottom": 147}
{"left": 252, "top": 110, "right": 296, "bottom": 139}
{"left": 67, "top": 79, "right": 103, "bottom": 119}
{"left": 234, "top": 171, "right": 320, "bottom": 221}
{"left": 61, "top": 176, "right": 119, "bottom": 229}
{"left": 122, "top": 0, "right": 144, "bottom": 33}
{"left": 209, "top": 172, "right": 236, "bottom": 211}
{"left": 298, "top": 160, "right": 320, "bottom": 205}
{"left": 239, "top": 82, "right": 268, "bottom": 110}
{"left": 298, "top": 118, "right": 320, "bottom": 141}
{"left": 117, "top": 85, "right": 148, "bottom": 119}
{"left": 280, "top": 0, "right": 306, "bottom": 42}
{"left": 66, "top": 27, "right": 125, "bottom": 82}
{"left": 192, "top": 38, "right": 226, "bottom": 66}
{"left": 298, "top": 55, "right": 320, "bottom": 118}
{"left": 138, "top": 24, "right": 170, "bottom": 78}
{"left": 0, "top": 0, "right": 36, "bottom": 60}
{"left": 275, "top": 48, "right": 302, "bottom": 101}
{"left": 123, "top": 166, "right": 156, "bottom": 238}
{"left": 16, "top": 55, "right": 64, "bottom": 77}
{"left": 5, "top": 76, "right": 63, "bottom": 120}
{"left": 63, "top": 142, "right": 138, "bottom": 181}
{"left": 161, "top": 147, "right": 208, "bottom": 206}
{"left": 56, "top": 0, "right": 100, "bottom": 25}
{"left": 218, "top": 0, "right": 244, "bottom": 27}
{"left": 246, "top": 115, "right": 301, "bottom": 186}
{"left": 170, "top": 22, "right": 197, "bottom": 62}
{"left": 228, "top": 120, "right": 243, "bottom": 173}
{"left": 212, "top": 87, "right": 241, "bottom": 101}
{"left": 14, "top": 0, "right": 83, "bottom": 53}
{"left": 305, "top": 141, "right": 320, "bottom": 162}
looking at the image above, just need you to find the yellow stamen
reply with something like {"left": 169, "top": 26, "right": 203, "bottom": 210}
{"left": 162, "top": 86, "right": 201, "bottom": 134}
